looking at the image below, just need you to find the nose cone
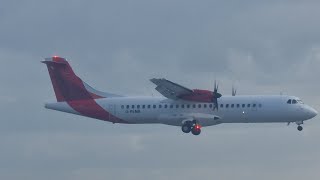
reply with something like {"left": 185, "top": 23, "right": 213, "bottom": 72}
{"left": 306, "top": 107, "right": 318, "bottom": 119}
{"left": 310, "top": 108, "right": 318, "bottom": 118}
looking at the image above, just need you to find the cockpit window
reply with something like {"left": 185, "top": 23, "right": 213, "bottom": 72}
{"left": 287, "top": 99, "right": 292, "bottom": 104}
{"left": 297, "top": 100, "right": 304, "bottom": 104}
{"left": 292, "top": 99, "right": 297, "bottom": 104}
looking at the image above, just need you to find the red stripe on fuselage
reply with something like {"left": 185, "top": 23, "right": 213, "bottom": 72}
{"left": 67, "top": 99, "right": 130, "bottom": 124}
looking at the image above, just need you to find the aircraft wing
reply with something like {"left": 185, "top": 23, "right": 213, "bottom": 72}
{"left": 150, "top": 78, "right": 193, "bottom": 100}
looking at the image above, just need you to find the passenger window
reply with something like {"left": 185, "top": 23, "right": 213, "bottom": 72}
{"left": 170, "top": 105, "right": 173, "bottom": 108}
{"left": 164, "top": 104, "right": 168, "bottom": 108}
{"left": 137, "top": 105, "right": 140, "bottom": 109}
{"left": 132, "top": 105, "right": 135, "bottom": 109}
{"left": 147, "top": 105, "right": 151, "bottom": 108}
{"left": 209, "top": 104, "right": 213, "bottom": 108}
{"left": 242, "top": 104, "right": 245, "bottom": 108}
{"left": 226, "top": 104, "right": 229, "bottom": 108}
{"left": 193, "top": 104, "right": 196, "bottom": 108}
{"left": 159, "top": 105, "right": 162, "bottom": 108}
{"left": 287, "top": 99, "right": 292, "bottom": 104}
{"left": 253, "top": 104, "right": 256, "bottom": 108}
{"left": 231, "top": 104, "right": 234, "bottom": 108}
{"left": 176, "top": 104, "right": 179, "bottom": 108}
{"left": 126, "top": 105, "right": 130, "bottom": 109}
{"left": 142, "top": 105, "right": 145, "bottom": 109}
{"left": 153, "top": 105, "right": 156, "bottom": 108}
{"left": 121, "top": 105, "right": 124, "bottom": 109}
{"left": 247, "top": 104, "right": 250, "bottom": 108}
{"left": 181, "top": 104, "right": 184, "bottom": 108}
{"left": 204, "top": 104, "right": 207, "bottom": 108}
{"left": 220, "top": 104, "right": 223, "bottom": 108}
{"left": 292, "top": 99, "right": 297, "bottom": 104}
{"left": 187, "top": 104, "right": 190, "bottom": 108}
{"left": 198, "top": 104, "right": 201, "bottom": 108}
{"left": 237, "top": 104, "right": 240, "bottom": 108}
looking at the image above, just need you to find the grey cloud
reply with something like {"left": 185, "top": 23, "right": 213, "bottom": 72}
{"left": 1, "top": 0, "right": 320, "bottom": 179}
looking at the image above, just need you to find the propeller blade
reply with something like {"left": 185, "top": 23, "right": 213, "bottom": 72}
{"left": 212, "top": 80, "right": 222, "bottom": 111}
{"left": 232, "top": 85, "right": 237, "bottom": 96}
{"left": 214, "top": 80, "right": 217, "bottom": 92}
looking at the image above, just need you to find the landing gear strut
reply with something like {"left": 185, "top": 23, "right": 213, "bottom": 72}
{"left": 181, "top": 120, "right": 201, "bottom": 135}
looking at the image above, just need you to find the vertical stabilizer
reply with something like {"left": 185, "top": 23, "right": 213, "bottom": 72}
{"left": 42, "top": 56, "right": 120, "bottom": 102}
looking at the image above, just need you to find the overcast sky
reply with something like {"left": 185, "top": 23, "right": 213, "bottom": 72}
{"left": 1, "top": 0, "right": 320, "bottom": 180}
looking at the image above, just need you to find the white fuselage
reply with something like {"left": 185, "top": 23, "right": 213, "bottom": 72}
{"left": 42, "top": 56, "right": 318, "bottom": 134}
{"left": 46, "top": 95, "right": 317, "bottom": 127}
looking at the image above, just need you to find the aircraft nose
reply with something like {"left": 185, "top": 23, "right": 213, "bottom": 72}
{"left": 306, "top": 107, "right": 318, "bottom": 119}
{"left": 310, "top": 108, "right": 318, "bottom": 118}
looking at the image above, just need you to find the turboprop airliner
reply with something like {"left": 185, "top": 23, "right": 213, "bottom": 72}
{"left": 42, "top": 56, "right": 318, "bottom": 135}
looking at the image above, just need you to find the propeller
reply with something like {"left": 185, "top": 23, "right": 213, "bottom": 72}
{"left": 232, "top": 84, "right": 237, "bottom": 96}
{"left": 212, "top": 80, "right": 222, "bottom": 111}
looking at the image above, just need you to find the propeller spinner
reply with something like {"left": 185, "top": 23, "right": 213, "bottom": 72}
{"left": 212, "top": 80, "right": 222, "bottom": 111}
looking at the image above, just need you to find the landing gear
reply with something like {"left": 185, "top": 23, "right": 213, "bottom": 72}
{"left": 296, "top": 121, "right": 303, "bottom": 131}
{"left": 181, "top": 123, "right": 192, "bottom": 133}
{"left": 181, "top": 120, "right": 201, "bottom": 135}
{"left": 191, "top": 126, "right": 201, "bottom": 135}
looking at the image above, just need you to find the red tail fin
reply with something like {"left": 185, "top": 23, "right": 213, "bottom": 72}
{"left": 42, "top": 56, "right": 105, "bottom": 102}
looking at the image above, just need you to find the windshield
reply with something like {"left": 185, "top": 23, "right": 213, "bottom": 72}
{"left": 297, "top": 99, "right": 304, "bottom": 104}
{"left": 287, "top": 99, "right": 304, "bottom": 104}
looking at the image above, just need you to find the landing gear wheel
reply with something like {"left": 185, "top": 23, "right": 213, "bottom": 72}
{"left": 191, "top": 127, "right": 201, "bottom": 135}
{"left": 297, "top": 126, "right": 303, "bottom": 131}
{"left": 181, "top": 123, "right": 192, "bottom": 133}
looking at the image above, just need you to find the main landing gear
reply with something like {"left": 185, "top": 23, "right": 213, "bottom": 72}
{"left": 181, "top": 120, "right": 201, "bottom": 136}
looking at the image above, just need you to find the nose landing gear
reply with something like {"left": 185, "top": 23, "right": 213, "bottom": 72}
{"left": 297, "top": 126, "right": 303, "bottom": 131}
{"left": 288, "top": 121, "right": 304, "bottom": 131}
{"left": 296, "top": 121, "right": 303, "bottom": 131}
{"left": 181, "top": 120, "right": 201, "bottom": 135}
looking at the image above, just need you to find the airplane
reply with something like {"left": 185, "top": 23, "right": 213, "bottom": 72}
{"left": 42, "top": 56, "right": 318, "bottom": 135}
